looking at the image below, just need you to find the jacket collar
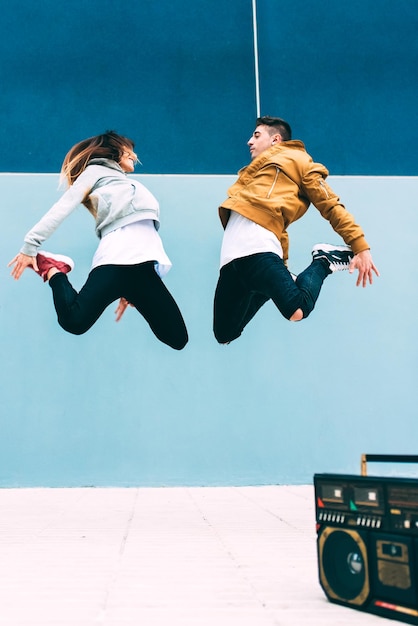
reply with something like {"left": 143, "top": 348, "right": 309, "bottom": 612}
{"left": 88, "top": 158, "right": 126, "bottom": 174}
{"left": 256, "top": 140, "right": 306, "bottom": 165}
{"left": 239, "top": 140, "right": 306, "bottom": 175}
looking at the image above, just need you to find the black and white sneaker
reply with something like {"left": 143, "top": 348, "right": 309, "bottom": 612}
{"left": 312, "top": 243, "right": 354, "bottom": 272}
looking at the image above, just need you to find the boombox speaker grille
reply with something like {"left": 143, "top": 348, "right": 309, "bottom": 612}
{"left": 319, "top": 527, "right": 370, "bottom": 606}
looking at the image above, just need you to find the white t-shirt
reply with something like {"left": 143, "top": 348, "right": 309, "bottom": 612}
{"left": 220, "top": 211, "right": 283, "bottom": 268}
{"left": 91, "top": 219, "right": 172, "bottom": 278}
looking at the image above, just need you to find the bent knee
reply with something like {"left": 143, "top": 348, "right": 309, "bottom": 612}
{"left": 172, "top": 336, "right": 188, "bottom": 350}
{"left": 214, "top": 328, "right": 239, "bottom": 344}
{"left": 58, "top": 319, "right": 91, "bottom": 335}
{"left": 167, "top": 328, "right": 189, "bottom": 350}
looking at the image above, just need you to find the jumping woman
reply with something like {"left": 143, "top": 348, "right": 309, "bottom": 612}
{"left": 8, "top": 131, "right": 188, "bottom": 350}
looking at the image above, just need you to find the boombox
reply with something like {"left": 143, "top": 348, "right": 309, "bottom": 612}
{"left": 315, "top": 454, "right": 418, "bottom": 624}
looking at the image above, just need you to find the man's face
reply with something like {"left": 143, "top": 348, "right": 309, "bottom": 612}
{"left": 247, "top": 125, "right": 281, "bottom": 159}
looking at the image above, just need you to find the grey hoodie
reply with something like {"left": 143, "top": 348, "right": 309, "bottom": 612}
{"left": 20, "top": 158, "right": 160, "bottom": 256}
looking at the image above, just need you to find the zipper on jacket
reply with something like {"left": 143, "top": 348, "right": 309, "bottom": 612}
{"left": 319, "top": 179, "right": 329, "bottom": 198}
{"left": 267, "top": 166, "right": 280, "bottom": 198}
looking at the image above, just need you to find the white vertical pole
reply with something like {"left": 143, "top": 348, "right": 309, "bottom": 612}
{"left": 252, "top": 0, "right": 261, "bottom": 117}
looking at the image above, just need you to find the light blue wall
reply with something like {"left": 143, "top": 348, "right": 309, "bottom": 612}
{"left": 2, "top": 174, "right": 417, "bottom": 486}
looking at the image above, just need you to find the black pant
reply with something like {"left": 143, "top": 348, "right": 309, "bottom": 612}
{"left": 213, "top": 252, "right": 329, "bottom": 344}
{"left": 49, "top": 262, "right": 188, "bottom": 350}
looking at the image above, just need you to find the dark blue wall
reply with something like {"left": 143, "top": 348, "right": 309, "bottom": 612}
{"left": 0, "top": 1, "right": 416, "bottom": 174}
{"left": 258, "top": 0, "right": 418, "bottom": 175}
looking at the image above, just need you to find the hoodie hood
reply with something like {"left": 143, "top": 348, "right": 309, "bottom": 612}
{"left": 88, "top": 158, "right": 126, "bottom": 174}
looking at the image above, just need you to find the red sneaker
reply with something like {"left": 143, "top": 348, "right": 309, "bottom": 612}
{"left": 35, "top": 251, "right": 74, "bottom": 282}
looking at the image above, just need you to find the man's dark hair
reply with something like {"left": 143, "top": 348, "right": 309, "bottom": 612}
{"left": 256, "top": 116, "right": 292, "bottom": 141}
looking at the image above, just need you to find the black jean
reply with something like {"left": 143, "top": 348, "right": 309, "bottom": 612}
{"left": 213, "top": 252, "right": 330, "bottom": 344}
{"left": 49, "top": 262, "right": 188, "bottom": 350}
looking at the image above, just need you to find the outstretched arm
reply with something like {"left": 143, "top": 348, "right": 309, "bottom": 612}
{"left": 8, "top": 253, "right": 38, "bottom": 280}
{"left": 349, "top": 250, "right": 379, "bottom": 287}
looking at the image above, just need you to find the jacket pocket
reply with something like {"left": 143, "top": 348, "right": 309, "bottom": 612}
{"left": 318, "top": 178, "right": 331, "bottom": 199}
{"left": 266, "top": 166, "right": 281, "bottom": 198}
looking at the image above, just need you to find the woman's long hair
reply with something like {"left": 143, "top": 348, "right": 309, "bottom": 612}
{"left": 59, "top": 130, "right": 135, "bottom": 216}
{"left": 60, "top": 130, "right": 135, "bottom": 187}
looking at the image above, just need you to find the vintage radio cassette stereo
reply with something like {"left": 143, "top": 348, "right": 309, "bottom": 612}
{"left": 315, "top": 455, "right": 418, "bottom": 624}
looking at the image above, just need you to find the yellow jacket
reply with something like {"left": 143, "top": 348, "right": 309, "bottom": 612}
{"left": 219, "top": 140, "right": 369, "bottom": 262}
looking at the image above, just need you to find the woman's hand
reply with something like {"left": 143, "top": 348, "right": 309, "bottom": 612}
{"left": 115, "top": 297, "right": 134, "bottom": 322}
{"left": 8, "top": 253, "right": 38, "bottom": 280}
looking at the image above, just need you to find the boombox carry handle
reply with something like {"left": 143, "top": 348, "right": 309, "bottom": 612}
{"left": 361, "top": 453, "right": 418, "bottom": 476}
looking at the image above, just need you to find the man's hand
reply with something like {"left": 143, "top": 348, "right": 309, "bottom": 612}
{"left": 115, "top": 297, "right": 134, "bottom": 322}
{"left": 349, "top": 250, "right": 380, "bottom": 287}
{"left": 8, "top": 253, "right": 38, "bottom": 280}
